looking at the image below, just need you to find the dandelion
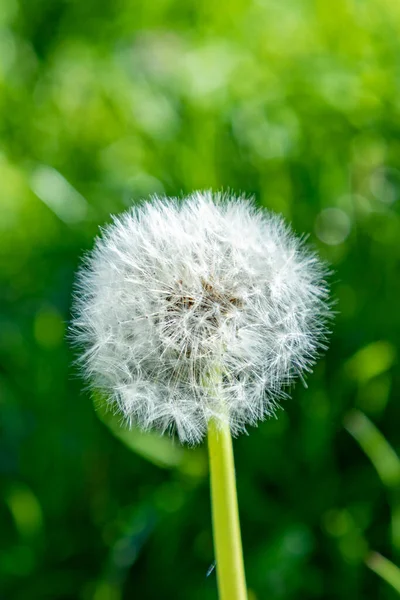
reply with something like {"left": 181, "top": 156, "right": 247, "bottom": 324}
{"left": 71, "top": 191, "right": 331, "bottom": 600}
{"left": 72, "top": 191, "right": 329, "bottom": 443}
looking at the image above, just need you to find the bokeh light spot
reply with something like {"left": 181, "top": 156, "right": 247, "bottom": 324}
{"left": 315, "top": 208, "right": 351, "bottom": 246}
{"left": 370, "top": 166, "right": 400, "bottom": 205}
{"left": 5, "top": 484, "right": 43, "bottom": 537}
{"left": 30, "top": 165, "right": 88, "bottom": 224}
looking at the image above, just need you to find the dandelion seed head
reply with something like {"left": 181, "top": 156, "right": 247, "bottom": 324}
{"left": 71, "top": 191, "right": 331, "bottom": 444}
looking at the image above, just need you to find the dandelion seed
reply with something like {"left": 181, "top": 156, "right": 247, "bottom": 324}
{"left": 71, "top": 191, "right": 331, "bottom": 445}
{"left": 207, "top": 561, "right": 216, "bottom": 577}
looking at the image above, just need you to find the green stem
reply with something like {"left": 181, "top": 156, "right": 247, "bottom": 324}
{"left": 366, "top": 551, "right": 400, "bottom": 594}
{"left": 208, "top": 418, "right": 247, "bottom": 600}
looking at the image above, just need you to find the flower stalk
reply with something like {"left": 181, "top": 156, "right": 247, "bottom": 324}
{"left": 208, "top": 417, "right": 247, "bottom": 600}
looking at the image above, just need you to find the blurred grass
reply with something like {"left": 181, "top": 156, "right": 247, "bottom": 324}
{"left": 1, "top": 0, "right": 400, "bottom": 598}
{"left": 367, "top": 553, "right": 400, "bottom": 595}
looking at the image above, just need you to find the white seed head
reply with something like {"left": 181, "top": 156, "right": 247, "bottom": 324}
{"left": 71, "top": 191, "right": 331, "bottom": 444}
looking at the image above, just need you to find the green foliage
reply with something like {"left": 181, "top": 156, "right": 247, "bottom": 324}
{"left": 366, "top": 553, "right": 400, "bottom": 595}
{"left": 1, "top": 0, "right": 400, "bottom": 598}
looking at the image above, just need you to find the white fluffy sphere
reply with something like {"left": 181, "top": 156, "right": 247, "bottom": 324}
{"left": 72, "top": 192, "right": 330, "bottom": 444}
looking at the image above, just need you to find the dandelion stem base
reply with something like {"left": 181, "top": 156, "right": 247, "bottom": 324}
{"left": 208, "top": 418, "right": 247, "bottom": 600}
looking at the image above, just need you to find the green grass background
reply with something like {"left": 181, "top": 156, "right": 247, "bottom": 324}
{"left": 1, "top": 0, "right": 400, "bottom": 598}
